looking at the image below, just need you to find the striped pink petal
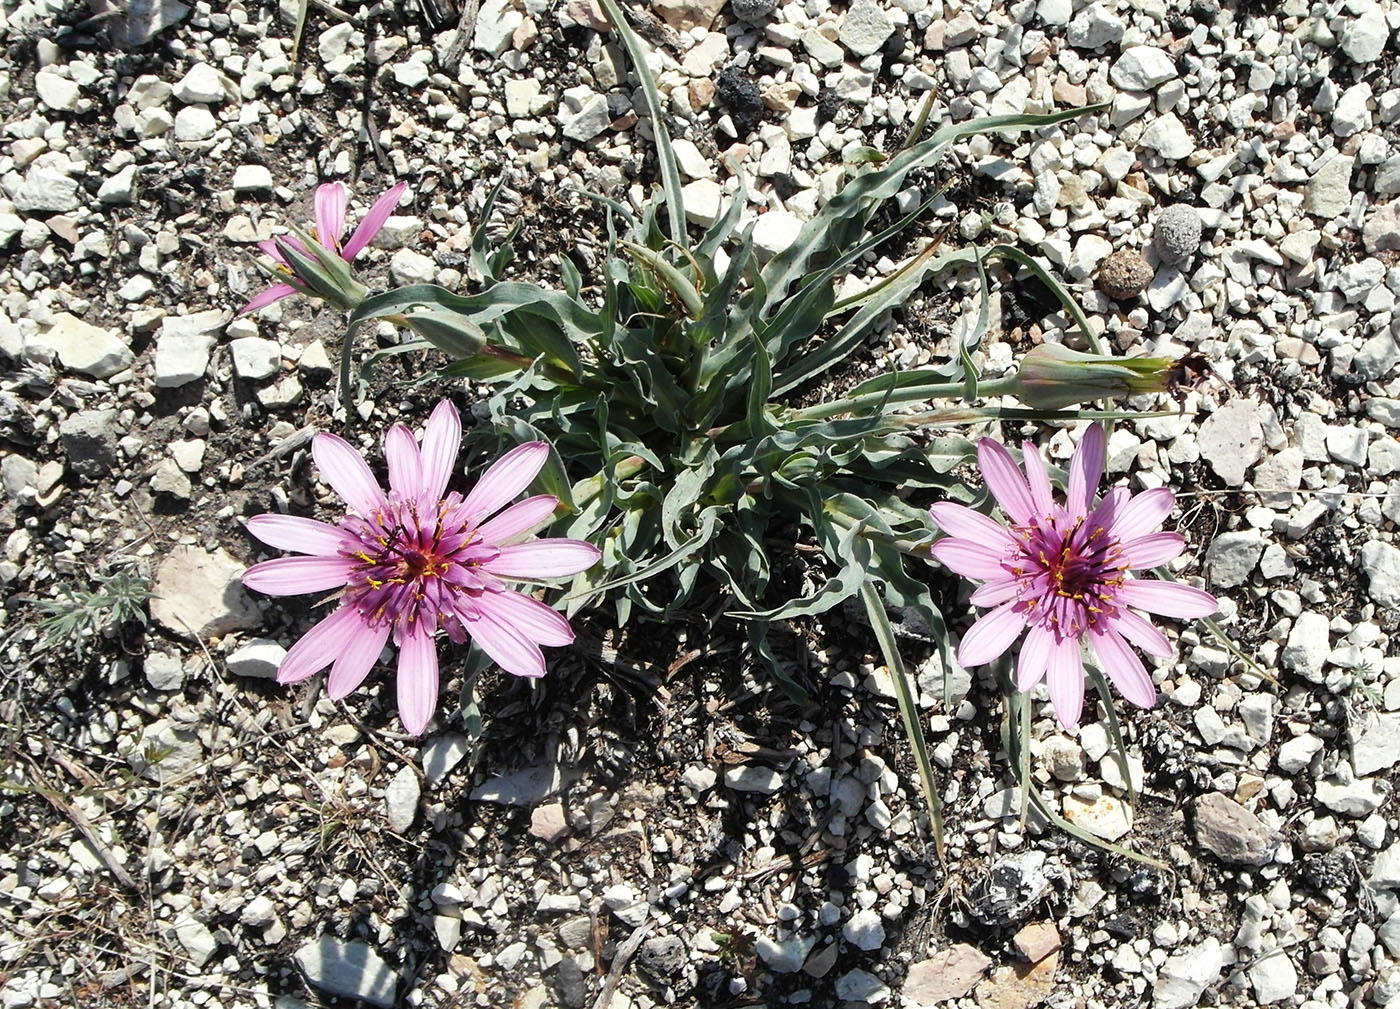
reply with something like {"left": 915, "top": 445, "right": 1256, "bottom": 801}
{"left": 461, "top": 441, "right": 549, "bottom": 521}
{"left": 419, "top": 398, "right": 461, "bottom": 502}
{"left": 1118, "top": 532, "right": 1186, "bottom": 569}
{"left": 277, "top": 606, "right": 365, "bottom": 684}
{"left": 928, "top": 501, "right": 1019, "bottom": 551}
{"left": 1016, "top": 622, "right": 1053, "bottom": 690}
{"left": 1109, "top": 608, "right": 1173, "bottom": 658}
{"left": 468, "top": 606, "right": 548, "bottom": 678}
{"left": 314, "top": 182, "right": 349, "bottom": 253}
{"left": 343, "top": 181, "right": 407, "bottom": 260}
{"left": 1067, "top": 423, "right": 1105, "bottom": 519}
{"left": 1109, "top": 487, "right": 1176, "bottom": 542}
{"left": 475, "top": 495, "right": 559, "bottom": 546}
{"left": 1020, "top": 441, "right": 1055, "bottom": 518}
{"left": 1118, "top": 579, "right": 1218, "bottom": 618}
{"left": 246, "top": 514, "right": 355, "bottom": 556}
{"left": 242, "top": 555, "right": 354, "bottom": 595}
{"left": 326, "top": 619, "right": 390, "bottom": 700}
{"left": 312, "top": 432, "right": 387, "bottom": 517}
{"left": 396, "top": 625, "right": 440, "bottom": 735}
{"left": 384, "top": 424, "right": 424, "bottom": 499}
{"left": 484, "top": 540, "right": 601, "bottom": 580}
{"left": 1089, "top": 623, "right": 1156, "bottom": 709}
{"left": 930, "top": 538, "right": 1011, "bottom": 581}
{"left": 479, "top": 589, "right": 576, "bottom": 647}
{"left": 957, "top": 601, "right": 1028, "bottom": 666}
{"left": 978, "top": 438, "right": 1035, "bottom": 525}
{"left": 1045, "top": 632, "right": 1085, "bottom": 728}
{"left": 240, "top": 282, "right": 298, "bottom": 316}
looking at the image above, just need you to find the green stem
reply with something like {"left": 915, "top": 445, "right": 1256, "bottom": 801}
{"left": 793, "top": 377, "right": 1019, "bottom": 422}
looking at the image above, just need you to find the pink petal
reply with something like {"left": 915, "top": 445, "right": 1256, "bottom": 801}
{"left": 343, "top": 181, "right": 407, "bottom": 260}
{"left": 1020, "top": 440, "right": 1055, "bottom": 518}
{"left": 977, "top": 438, "right": 1035, "bottom": 525}
{"left": 1109, "top": 487, "right": 1175, "bottom": 542}
{"left": 277, "top": 606, "right": 364, "bottom": 683}
{"left": 1109, "top": 608, "right": 1173, "bottom": 658}
{"left": 930, "top": 538, "right": 1012, "bottom": 581}
{"left": 478, "top": 589, "right": 575, "bottom": 646}
{"left": 242, "top": 555, "right": 354, "bottom": 595}
{"left": 475, "top": 495, "right": 559, "bottom": 545}
{"left": 314, "top": 182, "right": 349, "bottom": 253}
{"left": 468, "top": 607, "right": 548, "bottom": 678}
{"left": 956, "top": 601, "right": 1028, "bottom": 666}
{"left": 484, "top": 540, "right": 601, "bottom": 580}
{"left": 970, "top": 578, "right": 1022, "bottom": 606}
{"left": 1045, "top": 632, "right": 1085, "bottom": 728}
{"left": 1089, "top": 623, "right": 1156, "bottom": 708}
{"left": 1117, "top": 579, "right": 1218, "bottom": 619}
{"left": 246, "top": 514, "right": 354, "bottom": 555}
{"left": 396, "top": 625, "right": 440, "bottom": 736}
{"left": 461, "top": 442, "right": 549, "bottom": 522}
{"left": 1117, "top": 532, "right": 1186, "bottom": 570}
{"left": 1016, "top": 622, "right": 1053, "bottom": 690}
{"left": 928, "top": 502, "right": 1018, "bottom": 551}
{"left": 240, "top": 282, "right": 298, "bottom": 316}
{"left": 384, "top": 424, "right": 424, "bottom": 499}
{"left": 419, "top": 399, "right": 462, "bottom": 502}
{"left": 312, "top": 432, "right": 388, "bottom": 517}
{"left": 1067, "top": 423, "right": 1106, "bottom": 519}
{"left": 326, "top": 619, "right": 390, "bottom": 700}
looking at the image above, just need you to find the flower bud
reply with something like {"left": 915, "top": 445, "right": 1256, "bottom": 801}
{"left": 398, "top": 306, "right": 487, "bottom": 359}
{"left": 1012, "top": 343, "right": 1180, "bottom": 410}
{"left": 274, "top": 230, "right": 368, "bottom": 311}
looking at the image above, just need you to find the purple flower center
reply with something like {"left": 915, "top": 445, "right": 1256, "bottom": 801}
{"left": 1011, "top": 513, "right": 1127, "bottom": 638}
{"left": 340, "top": 493, "right": 500, "bottom": 635}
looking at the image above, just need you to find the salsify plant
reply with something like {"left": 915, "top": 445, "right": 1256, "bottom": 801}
{"left": 241, "top": 0, "right": 1217, "bottom": 859}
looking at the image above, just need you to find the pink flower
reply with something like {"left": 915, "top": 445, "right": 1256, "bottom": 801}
{"left": 928, "top": 424, "right": 1217, "bottom": 728}
{"left": 242, "top": 180, "right": 407, "bottom": 315}
{"left": 242, "top": 400, "right": 601, "bottom": 734}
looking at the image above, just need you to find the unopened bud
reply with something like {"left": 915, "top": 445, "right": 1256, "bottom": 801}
{"left": 1012, "top": 343, "right": 1179, "bottom": 410}
{"left": 399, "top": 306, "right": 487, "bottom": 358}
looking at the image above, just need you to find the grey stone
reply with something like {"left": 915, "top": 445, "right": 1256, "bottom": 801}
{"left": 471, "top": 762, "right": 570, "bottom": 805}
{"left": 1282, "top": 611, "right": 1330, "bottom": 680}
{"left": 1193, "top": 792, "right": 1276, "bottom": 866}
{"left": 560, "top": 91, "right": 611, "bottom": 143}
{"left": 1250, "top": 447, "right": 1303, "bottom": 508}
{"left": 1354, "top": 332, "right": 1400, "bottom": 381}
{"left": 835, "top": 968, "right": 890, "bottom": 1004}
{"left": 1277, "top": 733, "right": 1323, "bottom": 774}
{"left": 1197, "top": 398, "right": 1264, "bottom": 485}
{"left": 838, "top": 0, "right": 895, "bottom": 56}
{"left": 731, "top": 0, "right": 778, "bottom": 21}
{"left": 230, "top": 336, "right": 281, "bottom": 380}
{"left": 294, "top": 938, "right": 399, "bottom": 1008}
{"left": 385, "top": 764, "right": 420, "bottom": 833}
{"left": 150, "top": 545, "right": 261, "bottom": 638}
{"left": 171, "top": 914, "right": 217, "bottom": 967}
{"left": 1205, "top": 531, "right": 1263, "bottom": 588}
{"left": 1109, "top": 47, "right": 1176, "bottom": 90}
{"left": 1304, "top": 155, "right": 1354, "bottom": 219}
{"left": 1352, "top": 713, "right": 1400, "bottom": 777}
{"left": 144, "top": 651, "right": 186, "bottom": 691}
{"left": 968, "top": 851, "right": 1049, "bottom": 926}
{"left": 173, "top": 62, "right": 224, "bottom": 103}
{"left": 125, "top": 718, "right": 204, "bottom": 784}
{"left": 98, "top": 164, "right": 139, "bottom": 204}
{"left": 1153, "top": 206, "right": 1202, "bottom": 266}
{"left": 59, "top": 410, "right": 118, "bottom": 480}
{"left": 1371, "top": 841, "right": 1400, "bottom": 888}
{"left": 150, "top": 458, "right": 192, "bottom": 499}
{"left": 421, "top": 733, "right": 470, "bottom": 786}
{"left": 1361, "top": 540, "right": 1400, "bottom": 608}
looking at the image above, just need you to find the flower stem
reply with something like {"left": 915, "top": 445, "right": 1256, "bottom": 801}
{"left": 792, "top": 376, "right": 1019, "bottom": 422}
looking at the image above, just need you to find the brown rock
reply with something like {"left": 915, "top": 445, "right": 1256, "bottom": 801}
{"left": 1193, "top": 792, "right": 1276, "bottom": 866}
{"left": 652, "top": 0, "right": 726, "bottom": 31}
{"left": 974, "top": 951, "right": 1058, "bottom": 1009}
{"left": 529, "top": 801, "right": 570, "bottom": 843}
{"left": 1097, "top": 248, "right": 1154, "bottom": 300}
{"left": 151, "top": 545, "right": 262, "bottom": 639}
{"left": 904, "top": 944, "right": 991, "bottom": 1005}
{"left": 1052, "top": 76, "right": 1086, "bottom": 107}
{"left": 1012, "top": 921, "right": 1062, "bottom": 964}
{"left": 688, "top": 77, "right": 716, "bottom": 111}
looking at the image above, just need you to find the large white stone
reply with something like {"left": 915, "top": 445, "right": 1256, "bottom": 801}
{"left": 41, "top": 313, "right": 133, "bottom": 379}
{"left": 1140, "top": 113, "right": 1194, "bottom": 160}
{"left": 173, "top": 62, "right": 224, "bottom": 104}
{"left": 1109, "top": 46, "right": 1176, "bottom": 90}
{"left": 751, "top": 210, "right": 804, "bottom": 261}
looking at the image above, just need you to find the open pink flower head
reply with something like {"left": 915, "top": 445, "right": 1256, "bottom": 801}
{"left": 928, "top": 424, "right": 1217, "bottom": 728}
{"left": 242, "top": 180, "right": 407, "bottom": 315}
{"left": 241, "top": 400, "right": 601, "bottom": 734}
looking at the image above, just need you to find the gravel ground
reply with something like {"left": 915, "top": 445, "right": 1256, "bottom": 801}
{"left": 1, "top": 0, "right": 1399, "bottom": 1007}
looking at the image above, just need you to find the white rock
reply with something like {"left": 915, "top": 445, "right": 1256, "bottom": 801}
{"left": 835, "top": 968, "right": 890, "bottom": 1004}
{"left": 155, "top": 329, "right": 216, "bottom": 387}
{"left": 1140, "top": 114, "right": 1194, "bottom": 160}
{"left": 385, "top": 764, "right": 420, "bottom": 833}
{"left": 1315, "top": 778, "right": 1384, "bottom": 817}
{"left": 42, "top": 312, "right": 133, "bottom": 379}
{"left": 230, "top": 336, "right": 281, "bottom": 380}
{"left": 683, "top": 179, "right": 726, "bottom": 228}
{"left": 98, "top": 164, "right": 139, "bottom": 204}
{"left": 1352, "top": 712, "right": 1400, "bottom": 777}
{"left": 389, "top": 248, "right": 436, "bottom": 285}
{"left": 294, "top": 938, "right": 399, "bottom": 1009}
{"left": 1276, "top": 733, "right": 1323, "bottom": 774}
{"left": 723, "top": 764, "right": 783, "bottom": 793}
{"left": 226, "top": 638, "right": 285, "bottom": 679}
{"left": 802, "top": 28, "right": 845, "bottom": 67}
{"left": 1109, "top": 47, "right": 1176, "bottom": 90}
{"left": 1341, "top": 4, "right": 1389, "bottom": 64}
{"left": 1068, "top": 4, "right": 1124, "bottom": 48}
{"left": 1249, "top": 951, "right": 1297, "bottom": 1004}
{"left": 233, "top": 165, "right": 274, "bottom": 191}
{"left": 13, "top": 165, "right": 80, "bottom": 212}
{"left": 1282, "top": 611, "right": 1330, "bottom": 680}
{"left": 472, "top": 0, "right": 523, "bottom": 56}
{"left": 171, "top": 914, "right": 217, "bottom": 967}
{"left": 35, "top": 70, "right": 80, "bottom": 112}
{"left": 1360, "top": 541, "right": 1400, "bottom": 608}
{"left": 151, "top": 546, "right": 261, "bottom": 637}
{"left": 560, "top": 92, "right": 611, "bottom": 143}
{"left": 145, "top": 651, "right": 186, "bottom": 691}
{"left": 503, "top": 78, "right": 540, "bottom": 118}
{"left": 756, "top": 934, "right": 816, "bottom": 972}
{"left": 838, "top": 0, "right": 895, "bottom": 56}
{"left": 173, "top": 106, "right": 217, "bottom": 141}
{"left": 173, "top": 62, "right": 224, "bottom": 103}
{"left": 842, "top": 908, "right": 886, "bottom": 951}
{"left": 752, "top": 210, "right": 804, "bottom": 260}
{"left": 1197, "top": 398, "right": 1264, "bottom": 485}
{"left": 1036, "top": 0, "right": 1071, "bottom": 25}
{"left": 1333, "top": 82, "right": 1373, "bottom": 137}
{"left": 1304, "top": 154, "right": 1355, "bottom": 219}
{"left": 1153, "top": 938, "right": 1223, "bottom": 1009}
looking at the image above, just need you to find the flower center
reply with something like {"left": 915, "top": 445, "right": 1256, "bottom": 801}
{"left": 1015, "top": 517, "right": 1125, "bottom": 635}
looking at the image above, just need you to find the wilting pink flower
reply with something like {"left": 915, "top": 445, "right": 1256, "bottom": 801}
{"left": 242, "top": 180, "right": 407, "bottom": 315}
{"left": 928, "top": 424, "right": 1217, "bottom": 728}
{"left": 242, "top": 400, "right": 601, "bottom": 734}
